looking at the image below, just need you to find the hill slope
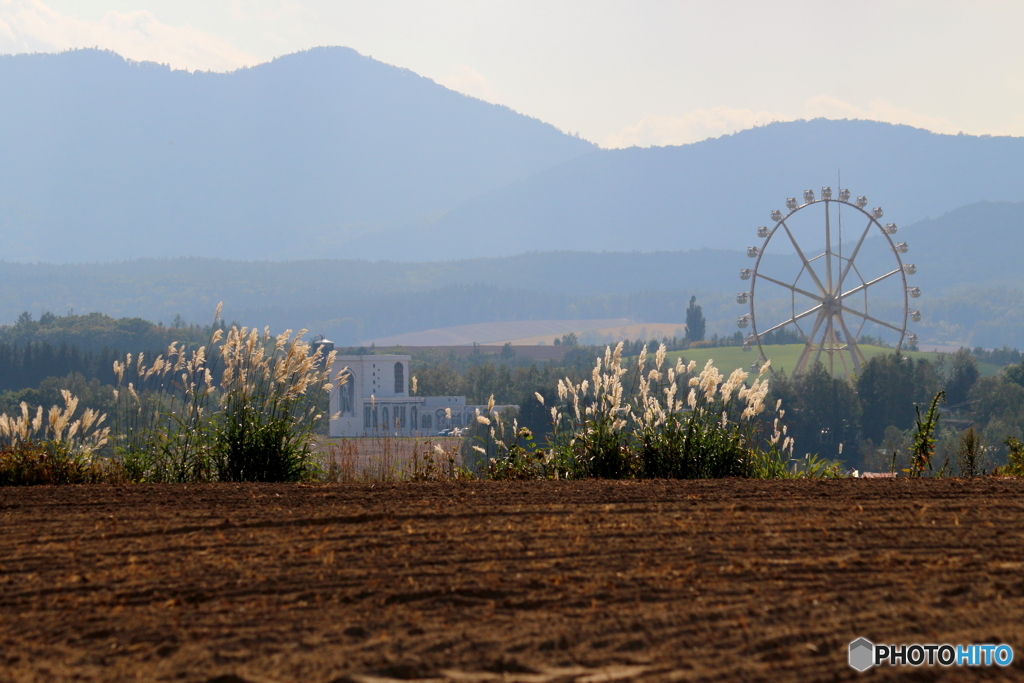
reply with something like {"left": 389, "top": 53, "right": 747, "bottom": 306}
{"left": 355, "top": 119, "right": 1024, "bottom": 260}
{"left": 887, "top": 200, "right": 1024, "bottom": 294}
{"left": 0, "top": 47, "right": 594, "bottom": 262}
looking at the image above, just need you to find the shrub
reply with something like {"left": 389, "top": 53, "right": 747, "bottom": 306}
{"left": 484, "top": 342, "right": 820, "bottom": 480}
{"left": 0, "top": 391, "right": 111, "bottom": 485}
{"left": 956, "top": 427, "right": 985, "bottom": 477}
{"left": 908, "top": 391, "right": 945, "bottom": 477}
{"left": 211, "top": 326, "right": 336, "bottom": 482}
{"left": 111, "top": 340, "right": 220, "bottom": 482}
{"left": 999, "top": 437, "right": 1024, "bottom": 476}
{"left": 110, "top": 305, "right": 339, "bottom": 483}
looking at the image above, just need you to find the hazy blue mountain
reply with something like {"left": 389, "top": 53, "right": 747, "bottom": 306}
{"left": 5, "top": 50, "right": 1022, "bottom": 267}
{"left": 353, "top": 119, "right": 1024, "bottom": 260}
{"left": 0, "top": 47, "right": 594, "bottom": 262}
{"left": 882, "top": 200, "right": 1024, "bottom": 294}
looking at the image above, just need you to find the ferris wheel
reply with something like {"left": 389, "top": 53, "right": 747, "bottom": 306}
{"left": 737, "top": 187, "right": 920, "bottom": 378}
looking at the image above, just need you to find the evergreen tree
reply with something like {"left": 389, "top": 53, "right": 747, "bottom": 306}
{"left": 685, "top": 296, "right": 706, "bottom": 342}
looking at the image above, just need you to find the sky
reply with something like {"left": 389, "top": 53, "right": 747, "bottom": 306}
{"left": 1, "top": 0, "right": 1022, "bottom": 148}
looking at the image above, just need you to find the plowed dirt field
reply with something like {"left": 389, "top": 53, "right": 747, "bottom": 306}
{"left": 2, "top": 479, "right": 1024, "bottom": 683}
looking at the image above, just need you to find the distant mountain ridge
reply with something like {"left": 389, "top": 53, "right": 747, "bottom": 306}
{"left": 3, "top": 48, "right": 1024, "bottom": 265}
{"left": 358, "top": 119, "right": 1024, "bottom": 260}
{"left": 0, "top": 47, "right": 594, "bottom": 261}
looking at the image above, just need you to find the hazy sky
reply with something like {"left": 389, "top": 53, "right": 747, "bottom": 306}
{"left": 2, "top": 0, "right": 1022, "bottom": 148}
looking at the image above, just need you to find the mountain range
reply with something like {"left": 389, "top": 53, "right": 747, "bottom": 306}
{"left": 3, "top": 48, "right": 1024, "bottom": 263}
{"left": 0, "top": 47, "right": 593, "bottom": 262}
{"left": 2, "top": 47, "right": 1024, "bottom": 348}
{"left": 368, "top": 120, "right": 1024, "bottom": 260}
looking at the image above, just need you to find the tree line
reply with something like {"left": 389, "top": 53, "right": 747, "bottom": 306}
{"left": 3, "top": 308, "right": 1024, "bottom": 474}
{"left": 413, "top": 343, "right": 1024, "bottom": 473}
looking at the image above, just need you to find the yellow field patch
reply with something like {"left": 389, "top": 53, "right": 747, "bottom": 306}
{"left": 496, "top": 321, "right": 688, "bottom": 346}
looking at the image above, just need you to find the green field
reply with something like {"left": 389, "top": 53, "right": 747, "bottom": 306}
{"left": 659, "top": 344, "right": 999, "bottom": 378}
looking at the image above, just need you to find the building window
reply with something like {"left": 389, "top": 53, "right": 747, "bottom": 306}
{"left": 410, "top": 407, "right": 418, "bottom": 430}
{"left": 397, "top": 405, "right": 406, "bottom": 429}
{"left": 363, "top": 405, "right": 371, "bottom": 429}
{"left": 394, "top": 362, "right": 404, "bottom": 393}
{"left": 382, "top": 406, "right": 389, "bottom": 430}
{"left": 339, "top": 370, "right": 354, "bottom": 416}
{"left": 373, "top": 406, "right": 378, "bottom": 429}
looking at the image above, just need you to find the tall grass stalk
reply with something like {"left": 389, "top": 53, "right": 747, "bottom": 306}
{"left": 212, "top": 325, "right": 337, "bottom": 481}
{"left": 908, "top": 391, "right": 945, "bottom": 478}
{"left": 482, "top": 342, "right": 818, "bottom": 480}
{"left": 111, "top": 338, "right": 220, "bottom": 481}
{"left": 956, "top": 427, "right": 984, "bottom": 477}
{"left": 110, "top": 304, "right": 340, "bottom": 483}
{"left": 319, "top": 437, "right": 469, "bottom": 482}
{"left": 0, "top": 390, "right": 111, "bottom": 484}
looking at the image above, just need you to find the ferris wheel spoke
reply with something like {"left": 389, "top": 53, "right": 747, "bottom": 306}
{"left": 833, "top": 313, "right": 865, "bottom": 373}
{"left": 840, "top": 267, "right": 901, "bottom": 300}
{"left": 824, "top": 203, "right": 834, "bottom": 292}
{"left": 755, "top": 272, "right": 824, "bottom": 303}
{"left": 780, "top": 221, "right": 828, "bottom": 296}
{"left": 838, "top": 304, "right": 904, "bottom": 333}
{"left": 812, "top": 315, "right": 834, "bottom": 369}
{"left": 795, "top": 309, "right": 828, "bottom": 375}
{"left": 830, "top": 321, "right": 844, "bottom": 377}
{"left": 834, "top": 323, "right": 852, "bottom": 378}
{"left": 836, "top": 217, "right": 874, "bottom": 292}
{"left": 757, "top": 303, "right": 823, "bottom": 337}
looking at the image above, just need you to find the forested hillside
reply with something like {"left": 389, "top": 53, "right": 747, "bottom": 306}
{"left": 0, "top": 311, "right": 213, "bottom": 395}
{"left": 0, "top": 251, "right": 788, "bottom": 342}
{"left": 2, "top": 199, "right": 1023, "bottom": 347}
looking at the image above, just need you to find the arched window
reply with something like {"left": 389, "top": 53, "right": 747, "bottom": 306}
{"left": 394, "top": 362, "right": 404, "bottom": 393}
{"left": 339, "top": 370, "right": 354, "bottom": 416}
{"left": 410, "top": 407, "right": 418, "bottom": 431}
{"left": 382, "top": 407, "right": 390, "bottom": 430}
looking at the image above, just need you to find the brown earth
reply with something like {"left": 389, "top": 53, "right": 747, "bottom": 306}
{"left": 2, "top": 479, "right": 1024, "bottom": 683}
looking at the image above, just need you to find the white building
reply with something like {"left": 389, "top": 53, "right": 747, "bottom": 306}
{"left": 327, "top": 354, "right": 513, "bottom": 437}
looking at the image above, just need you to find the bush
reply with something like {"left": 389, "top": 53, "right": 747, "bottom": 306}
{"left": 956, "top": 427, "right": 985, "bottom": 477}
{"left": 908, "top": 391, "right": 945, "bottom": 477}
{"left": 0, "top": 390, "right": 112, "bottom": 485}
{"left": 999, "top": 437, "right": 1024, "bottom": 476}
{"left": 110, "top": 306, "right": 338, "bottom": 483}
{"left": 210, "top": 325, "right": 335, "bottom": 482}
{"left": 483, "top": 342, "right": 830, "bottom": 480}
